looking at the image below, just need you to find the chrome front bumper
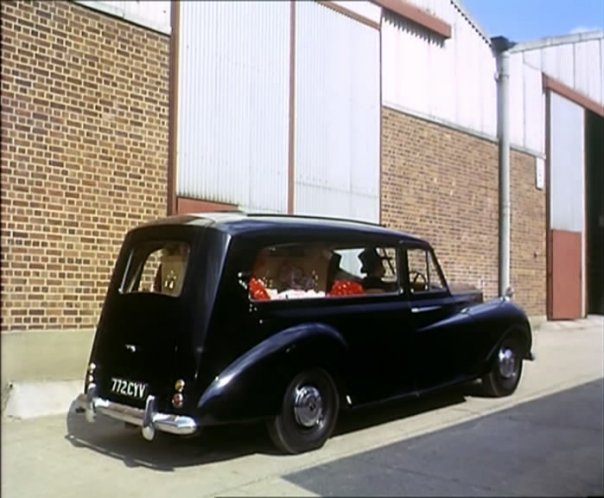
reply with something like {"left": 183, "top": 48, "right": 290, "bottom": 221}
{"left": 76, "top": 384, "right": 199, "bottom": 441}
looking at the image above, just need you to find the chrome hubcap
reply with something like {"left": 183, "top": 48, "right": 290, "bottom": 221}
{"left": 498, "top": 346, "right": 517, "bottom": 379}
{"left": 293, "top": 385, "right": 324, "bottom": 428}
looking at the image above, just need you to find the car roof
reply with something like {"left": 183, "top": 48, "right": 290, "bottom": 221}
{"left": 139, "top": 211, "right": 426, "bottom": 244}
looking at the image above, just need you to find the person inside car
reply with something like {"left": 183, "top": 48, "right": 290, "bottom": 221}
{"left": 359, "top": 248, "right": 391, "bottom": 292}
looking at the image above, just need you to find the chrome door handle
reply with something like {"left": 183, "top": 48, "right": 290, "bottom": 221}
{"left": 411, "top": 306, "right": 440, "bottom": 313}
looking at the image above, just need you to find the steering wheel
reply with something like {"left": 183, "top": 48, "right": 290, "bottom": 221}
{"left": 409, "top": 271, "right": 427, "bottom": 290}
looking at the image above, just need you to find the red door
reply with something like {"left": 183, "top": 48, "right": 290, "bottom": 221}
{"left": 549, "top": 229, "right": 582, "bottom": 319}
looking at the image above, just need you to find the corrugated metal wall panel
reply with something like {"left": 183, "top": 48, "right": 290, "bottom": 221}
{"left": 509, "top": 52, "right": 545, "bottom": 155}
{"left": 403, "top": 0, "right": 454, "bottom": 25}
{"left": 296, "top": 185, "right": 379, "bottom": 223}
{"left": 177, "top": 1, "right": 290, "bottom": 213}
{"left": 541, "top": 44, "right": 575, "bottom": 87}
{"left": 516, "top": 35, "right": 604, "bottom": 108}
{"left": 401, "top": 0, "right": 491, "bottom": 44}
{"left": 294, "top": 2, "right": 379, "bottom": 223}
{"left": 522, "top": 49, "right": 541, "bottom": 69}
{"left": 480, "top": 40, "right": 497, "bottom": 136}
{"left": 429, "top": 23, "right": 455, "bottom": 123}
{"left": 574, "top": 39, "right": 603, "bottom": 103}
{"left": 332, "top": 1, "right": 381, "bottom": 24}
{"left": 381, "top": 4, "right": 497, "bottom": 138}
{"left": 459, "top": 15, "right": 475, "bottom": 128}
{"left": 549, "top": 93, "right": 585, "bottom": 232}
{"left": 509, "top": 53, "right": 525, "bottom": 149}
{"left": 75, "top": 0, "right": 171, "bottom": 33}
{"left": 523, "top": 64, "right": 545, "bottom": 153}
{"left": 509, "top": 34, "right": 603, "bottom": 154}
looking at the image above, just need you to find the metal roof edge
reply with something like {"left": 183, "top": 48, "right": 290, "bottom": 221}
{"left": 450, "top": 0, "right": 492, "bottom": 45}
{"left": 509, "top": 30, "right": 604, "bottom": 53}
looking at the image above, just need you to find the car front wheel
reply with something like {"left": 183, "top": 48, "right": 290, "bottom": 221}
{"left": 482, "top": 334, "right": 524, "bottom": 397}
{"left": 267, "top": 368, "right": 339, "bottom": 454}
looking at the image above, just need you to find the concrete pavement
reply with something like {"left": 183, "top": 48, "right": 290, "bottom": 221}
{"left": 1, "top": 316, "right": 602, "bottom": 497}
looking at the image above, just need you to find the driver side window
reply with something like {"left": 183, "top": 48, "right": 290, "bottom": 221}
{"left": 406, "top": 247, "right": 445, "bottom": 294}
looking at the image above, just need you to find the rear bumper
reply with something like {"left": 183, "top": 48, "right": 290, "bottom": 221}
{"left": 76, "top": 384, "right": 199, "bottom": 441}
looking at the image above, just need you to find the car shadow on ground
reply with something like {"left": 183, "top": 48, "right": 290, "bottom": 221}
{"left": 64, "top": 382, "right": 482, "bottom": 471}
{"left": 334, "top": 384, "right": 473, "bottom": 437}
{"left": 64, "top": 403, "right": 276, "bottom": 471}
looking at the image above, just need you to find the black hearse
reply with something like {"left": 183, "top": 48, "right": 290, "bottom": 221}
{"left": 77, "top": 213, "right": 534, "bottom": 454}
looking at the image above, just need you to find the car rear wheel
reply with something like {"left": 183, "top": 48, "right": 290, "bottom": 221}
{"left": 482, "top": 334, "right": 523, "bottom": 397}
{"left": 267, "top": 368, "right": 339, "bottom": 454}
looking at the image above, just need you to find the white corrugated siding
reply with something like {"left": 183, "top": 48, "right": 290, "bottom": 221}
{"left": 509, "top": 33, "right": 603, "bottom": 156}
{"left": 512, "top": 33, "right": 604, "bottom": 107}
{"left": 332, "top": 1, "right": 381, "bottom": 24}
{"left": 382, "top": 1, "right": 497, "bottom": 138}
{"left": 74, "top": 0, "right": 171, "bottom": 33}
{"left": 509, "top": 52, "right": 546, "bottom": 155}
{"left": 574, "top": 39, "right": 603, "bottom": 102}
{"left": 294, "top": 2, "right": 380, "bottom": 223}
{"left": 177, "top": 2, "right": 290, "bottom": 213}
{"left": 549, "top": 93, "right": 585, "bottom": 232}
{"left": 399, "top": 0, "right": 491, "bottom": 42}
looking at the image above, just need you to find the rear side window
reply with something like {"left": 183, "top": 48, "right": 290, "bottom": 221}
{"left": 248, "top": 242, "right": 399, "bottom": 301}
{"left": 121, "top": 241, "right": 190, "bottom": 297}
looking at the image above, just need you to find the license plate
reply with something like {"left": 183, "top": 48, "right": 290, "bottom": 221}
{"left": 110, "top": 377, "right": 148, "bottom": 399}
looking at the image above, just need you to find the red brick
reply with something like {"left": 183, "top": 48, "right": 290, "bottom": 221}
{"left": 381, "top": 107, "right": 546, "bottom": 316}
{"left": 1, "top": 0, "right": 169, "bottom": 331}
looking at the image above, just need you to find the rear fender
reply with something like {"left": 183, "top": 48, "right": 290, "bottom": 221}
{"left": 196, "top": 323, "right": 347, "bottom": 425}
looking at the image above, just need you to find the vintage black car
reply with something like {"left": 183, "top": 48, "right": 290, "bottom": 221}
{"left": 77, "top": 213, "right": 534, "bottom": 454}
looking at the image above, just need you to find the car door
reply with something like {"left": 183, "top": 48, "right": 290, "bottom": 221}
{"left": 403, "top": 244, "right": 467, "bottom": 391}
{"left": 237, "top": 240, "right": 416, "bottom": 405}
{"left": 323, "top": 244, "right": 414, "bottom": 403}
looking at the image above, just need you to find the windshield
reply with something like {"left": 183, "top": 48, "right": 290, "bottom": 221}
{"left": 120, "top": 241, "right": 190, "bottom": 297}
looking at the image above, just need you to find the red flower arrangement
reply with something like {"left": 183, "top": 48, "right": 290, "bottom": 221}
{"left": 327, "top": 280, "right": 364, "bottom": 297}
{"left": 249, "top": 277, "right": 270, "bottom": 301}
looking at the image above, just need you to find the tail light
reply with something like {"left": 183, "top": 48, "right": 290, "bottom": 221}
{"left": 171, "top": 378, "right": 185, "bottom": 408}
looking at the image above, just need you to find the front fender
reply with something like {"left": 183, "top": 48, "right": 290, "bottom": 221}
{"left": 468, "top": 298, "right": 533, "bottom": 363}
{"left": 196, "top": 323, "right": 347, "bottom": 425}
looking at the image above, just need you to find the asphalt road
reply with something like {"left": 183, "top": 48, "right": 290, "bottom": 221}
{"left": 286, "top": 378, "right": 604, "bottom": 497}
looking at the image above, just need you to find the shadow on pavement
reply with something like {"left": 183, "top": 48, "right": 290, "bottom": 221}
{"left": 64, "top": 383, "right": 477, "bottom": 471}
{"left": 64, "top": 402, "right": 277, "bottom": 471}
{"left": 335, "top": 383, "right": 472, "bottom": 437}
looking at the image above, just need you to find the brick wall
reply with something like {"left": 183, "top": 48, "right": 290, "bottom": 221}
{"left": 510, "top": 150, "right": 546, "bottom": 317}
{"left": 381, "top": 107, "right": 546, "bottom": 316}
{"left": 0, "top": 1, "right": 170, "bottom": 332}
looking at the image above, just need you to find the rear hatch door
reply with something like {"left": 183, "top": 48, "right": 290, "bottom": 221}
{"left": 92, "top": 235, "right": 198, "bottom": 409}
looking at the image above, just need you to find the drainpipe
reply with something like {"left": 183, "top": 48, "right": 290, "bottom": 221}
{"left": 492, "top": 36, "right": 516, "bottom": 298}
